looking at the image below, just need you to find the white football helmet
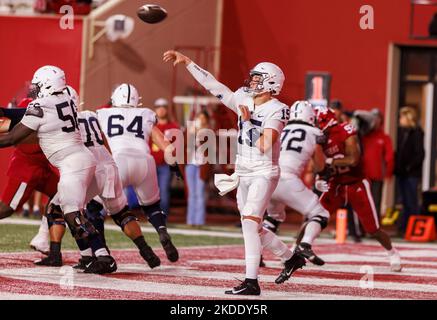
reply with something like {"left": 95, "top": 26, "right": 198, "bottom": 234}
{"left": 65, "top": 85, "right": 79, "bottom": 106}
{"left": 290, "top": 100, "right": 316, "bottom": 126}
{"left": 244, "top": 62, "right": 285, "bottom": 96}
{"left": 31, "top": 65, "right": 66, "bottom": 98}
{"left": 111, "top": 83, "right": 139, "bottom": 108}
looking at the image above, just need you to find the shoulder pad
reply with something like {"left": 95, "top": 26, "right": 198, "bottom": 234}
{"left": 25, "top": 103, "right": 44, "bottom": 118}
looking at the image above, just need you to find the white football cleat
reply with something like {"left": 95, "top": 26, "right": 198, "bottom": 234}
{"left": 389, "top": 250, "right": 402, "bottom": 272}
{"left": 30, "top": 217, "right": 50, "bottom": 255}
{"left": 30, "top": 231, "right": 49, "bottom": 255}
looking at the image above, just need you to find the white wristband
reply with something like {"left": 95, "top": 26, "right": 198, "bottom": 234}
{"left": 325, "top": 158, "right": 334, "bottom": 166}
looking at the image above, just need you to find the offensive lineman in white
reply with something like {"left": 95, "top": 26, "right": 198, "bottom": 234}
{"left": 265, "top": 101, "right": 331, "bottom": 284}
{"left": 97, "top": 84, "right": 179, "bottom": 263}
{"left": 37, "top": 86, "right": 162, "bottom": 270}
{"left": 164, "top": 50, "right": 292, "bottom": 295}
{"left": 0, "top": 66, "right": 116, "bottom": 274}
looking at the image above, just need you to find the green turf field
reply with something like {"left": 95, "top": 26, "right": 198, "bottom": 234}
{"left": 0, "top": 224, "right": 244, "bottom": 253}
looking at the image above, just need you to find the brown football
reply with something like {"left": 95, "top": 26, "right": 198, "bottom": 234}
{"left": 137, "top": 4, "right": 167, "bottom": 24}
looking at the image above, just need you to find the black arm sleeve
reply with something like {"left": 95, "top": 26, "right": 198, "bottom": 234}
{"left": 1, "top": 108, "right": 26, "bottom": 130}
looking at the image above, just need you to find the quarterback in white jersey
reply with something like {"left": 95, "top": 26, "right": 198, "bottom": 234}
{"left": 97, "top": 83, "right": 179, "bottom": 263}
{"left": 265, "top": 101, "right": 331, "bottom": 284}
{"left": 164, "top": 50, "right": 294, "bottom": 295}
{"left": 0, "top": 66, "right": 116, "bottom": 274}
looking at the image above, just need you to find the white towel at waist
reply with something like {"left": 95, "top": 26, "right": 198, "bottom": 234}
{"left": 214, "top": 172, "right": 240, "bottom": 196}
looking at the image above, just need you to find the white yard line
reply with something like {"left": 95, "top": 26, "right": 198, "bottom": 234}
{"left": 0, "top": 292, "right": 89, "bottom": 300}
{"left": 0, "top": 265, "right": 387, "bottom": 300}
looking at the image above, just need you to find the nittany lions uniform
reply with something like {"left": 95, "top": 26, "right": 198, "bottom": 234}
{"left": 20, "top": 94, "right": 97, "bottom": 214}
{"left": 78, "top": 110, "right": 127, "bottom": 214}
{"left": 184, "top": 60, "right": 295, "bottom": 295}
{"left": 186, "top": 62, "right": 289, "bottom": 219}
{"left": 267, "top": 121, "right": 329, "bottom": 223}
{"left": 97, "top": 107, "right": 160, "bottom": 205}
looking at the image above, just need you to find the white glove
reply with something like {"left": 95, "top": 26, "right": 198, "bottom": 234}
{"left": 315, "top": 179, "right": 330, "bottom": 193}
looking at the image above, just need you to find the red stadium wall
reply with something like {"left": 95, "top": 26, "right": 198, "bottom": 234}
{"left": 220, "top": 0, "right": 437, "bottom": 110}
{"left": 0, "top": 15, "right": 83, "bottom": 192}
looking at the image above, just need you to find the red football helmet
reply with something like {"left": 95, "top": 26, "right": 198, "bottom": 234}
{"left": 314, "top": 106, "right": 338, "bottom": 131}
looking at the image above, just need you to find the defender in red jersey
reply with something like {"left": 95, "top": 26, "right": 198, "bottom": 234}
{"left": 0, "top": 100, "right": 59, "bottom": 254}
{"left": 315, "top": 106, "right": 402, "bottom": 272}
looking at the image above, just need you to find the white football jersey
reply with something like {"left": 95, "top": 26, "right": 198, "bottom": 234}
{"left": 97, "top": 107, "right": 156, "bottom": 156}
{"left": 186, "top": 62, "right": 289, "bottom": 177}
{"left": 20, "top": 93, "right": 86, "bottom": 160}
{"left": 78, "top": 110, "right": 113, "bottom": 163}
{"left": 278, "top": 121, "right": 324, "bottom": 177}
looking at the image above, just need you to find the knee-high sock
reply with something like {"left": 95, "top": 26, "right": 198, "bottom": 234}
{"left": 260, "top": 228, "right": 292, "bottom": 261}
{"left": 301, "top": 222, "right": 322, "bottom": 245}
{"left": 242, "top": 219, "right": 261, "bottom": 280}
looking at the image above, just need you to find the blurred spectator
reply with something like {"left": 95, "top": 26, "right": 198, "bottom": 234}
{"left": 185, "top": 111, "right": 212, "bottom": 226}
{"left": 361, "top": 108, "right": 394, "bottom": 218}
{"left": 151, "top": 98, "right": 179, "bottom": 216}
{"left": 395, "top": 106, "right": 425, "bottom": 235}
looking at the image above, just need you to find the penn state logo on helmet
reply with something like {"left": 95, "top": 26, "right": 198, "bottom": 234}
{"left": 290, "top": 100, "right": 316, "bottom": 126}
{"left": 244, "top": 62, "right": 285, "bottom": 97}
{"left": 111, "top": 83, "right": 139, "bottom": 108}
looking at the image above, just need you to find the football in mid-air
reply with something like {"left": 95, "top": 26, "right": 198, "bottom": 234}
{"left": 137, "top": 4, "right": 167, "bottom": 24}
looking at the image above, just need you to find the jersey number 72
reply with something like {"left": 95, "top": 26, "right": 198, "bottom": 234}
{"left": 281, "top": 128, "right": 306, "bottom": 153}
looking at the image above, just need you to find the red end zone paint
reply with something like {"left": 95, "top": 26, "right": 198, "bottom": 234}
{"left": 0, "top": 243, "right": 436, "bottom": 300}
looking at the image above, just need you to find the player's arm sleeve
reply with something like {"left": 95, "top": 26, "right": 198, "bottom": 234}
{"left": 186, "top": 62, "right": 238, "bottom": 113}
{"left": 263, "top": 119, "right": 285, "bottom": 134}
{"left": 20, "top": 111, "right": 43, "bottom": 132}
{"left": 0, "top": 107, "right": 26, "bottom": 130}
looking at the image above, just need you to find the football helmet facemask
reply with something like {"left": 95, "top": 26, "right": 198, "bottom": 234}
{"left": 243, "top": 62, "right": 285, "bottom": 97}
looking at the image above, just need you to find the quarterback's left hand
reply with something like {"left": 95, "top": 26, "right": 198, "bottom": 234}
{"left": 239, "top": 105, "right": 251, "bottom": 122}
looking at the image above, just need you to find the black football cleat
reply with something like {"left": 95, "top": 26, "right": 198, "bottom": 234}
{"left": 140, "top": 245, "right": 161, "bottom": 269}
{"left": 34, "top": 254, "right": 63, "bottom": 267}
{"left": 84, "top": 255, "right": 117, "bottom": 274}
{"left": 295, "top": 242, "right": 325, "bottom": 266}
{"left": 73, "top": 256, "right": 96, "bottom": 270}
{"left": 225, "top": 279, "right": 261, "bottom": 296}
{"left": 158, "top": 228, "right": 179, "bottom": 262}
{"left": 275, "top": 253, "right": 306, "bottom": 284}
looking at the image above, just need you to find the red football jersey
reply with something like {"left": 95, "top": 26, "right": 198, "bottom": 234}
{"left": 150, "top": 121, "right": 180, "bottom": 166}
{"left": 15, "top": 98, "right": 44, "bottom": 156}
{"left": 323, "top": 122, "right": 364, "bottom": 185}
